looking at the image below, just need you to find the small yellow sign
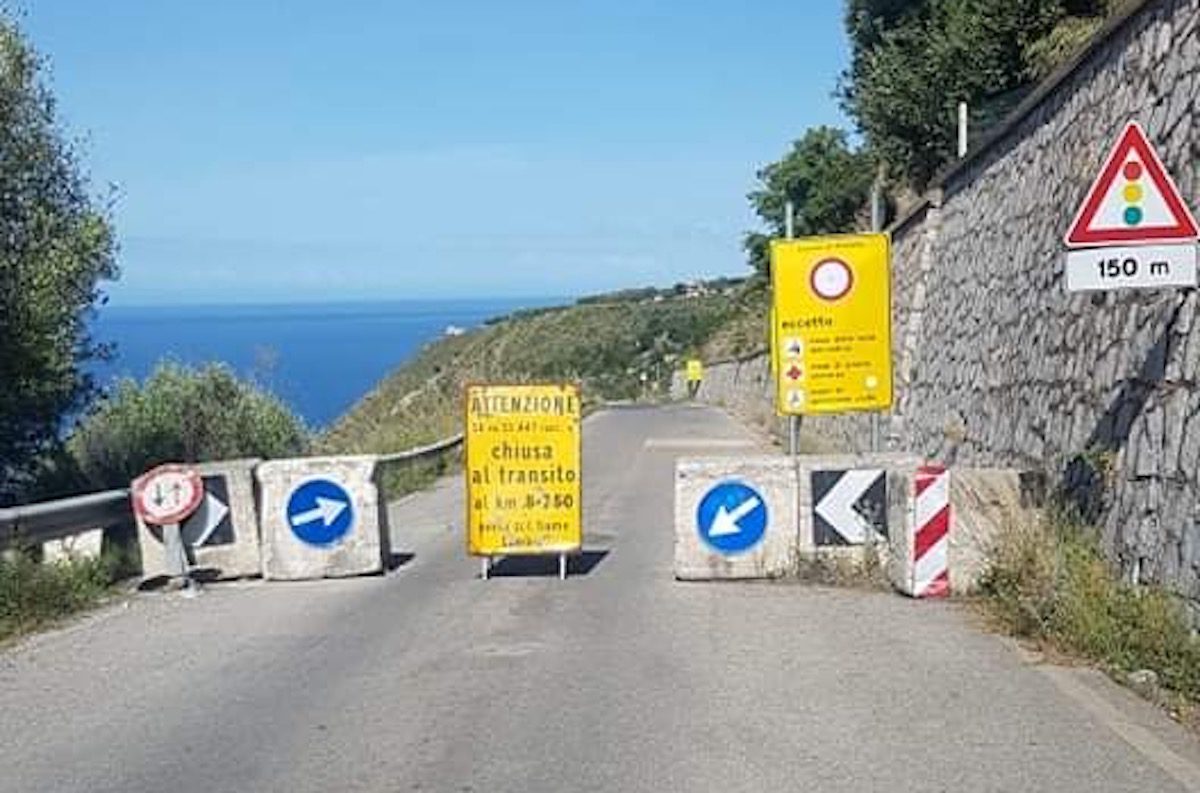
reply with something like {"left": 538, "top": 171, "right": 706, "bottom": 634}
{"left": 770, "top": 233, "right": 892, "bottom": 415}
{"left": 685, "top": 359, "right": 704, "bottom": 382}
{"left": 465, "top": 383, "right": 582, "bottom": 556}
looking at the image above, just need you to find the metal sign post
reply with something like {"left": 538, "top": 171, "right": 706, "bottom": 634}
{"left": 160, "top": 522, "right": 193, "bottom": 592}
{"left": 870, "top": 177, "right": 886, "bottom": 454}
{"left": 785, "top": 200, "right": 800, "bottom": 459}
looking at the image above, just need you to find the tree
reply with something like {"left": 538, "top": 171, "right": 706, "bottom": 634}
{"left": 65, "top": 362, "right": 309, "bottom": 491}
{"left": 744, "top": 126, "right": 874, "bottom": 275}
{"left": 841, "top": 0, "right": 1114, "bottom": 188}
{"left": 0, "top": 17, "right": 117, "bottom": 504}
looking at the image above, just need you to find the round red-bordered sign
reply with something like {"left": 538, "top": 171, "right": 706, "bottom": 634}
{"left": 810, "top": 258, "right": 854, "bottom": 301}
{"left": 131, "top": 464, "right": 204, "bottom": 525}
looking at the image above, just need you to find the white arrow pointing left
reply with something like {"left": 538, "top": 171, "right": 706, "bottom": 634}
{"left": 709, "top": 495, "right": 762, "bottom": 537}
{"left": 290, "top": 496, "right": 348, "bottom": 528}
{"left": 814, "top": 470, "right": 882, "bottom": 543}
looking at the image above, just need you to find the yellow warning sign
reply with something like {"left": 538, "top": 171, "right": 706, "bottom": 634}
{"left": 685, "top": 359, "right": 704, "bottom": 382}
{"left": 465, "top": 383, "right": 582, "bottom": 556}
{"left": 770, "top": 233, "right": 892, "bottom": 415}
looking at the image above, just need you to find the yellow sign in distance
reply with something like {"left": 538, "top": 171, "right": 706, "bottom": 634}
{"left": 770, "top": 233, "right": 892, "bottom": 415}
{"left": 685, "top": 359, "right": 704, "bottom": 382}
{"left": 465, "top": 383, "right": 582, "bottom": 556}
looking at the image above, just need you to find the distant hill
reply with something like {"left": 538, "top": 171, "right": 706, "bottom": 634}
{"left": 319, "top": 278, "right": 767, "bottom": 458}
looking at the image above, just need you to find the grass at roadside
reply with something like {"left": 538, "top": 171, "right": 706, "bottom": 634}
{"left": 980, "top": 514, "right": 1200, "bottom": 706}
{"left": 0, "top": 549, "right": 133, "bottom": 643}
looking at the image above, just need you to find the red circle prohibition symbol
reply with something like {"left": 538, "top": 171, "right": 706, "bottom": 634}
{"left": 810, "top": 258, "right": 854, "bottom": 301}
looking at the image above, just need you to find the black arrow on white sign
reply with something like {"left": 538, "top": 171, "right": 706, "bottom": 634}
{"left": 811, "top": 469, "right": 887, "bottom": 546}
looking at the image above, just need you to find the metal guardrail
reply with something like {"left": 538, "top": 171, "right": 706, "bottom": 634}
{"left": 376, "top": 433, "right": 464, "bottom": 464}
{"left": 0, "top": 489, "right": 133, "bottom": 550}
{"left": 0, "top": 435, "right": 466, "bottom": 551}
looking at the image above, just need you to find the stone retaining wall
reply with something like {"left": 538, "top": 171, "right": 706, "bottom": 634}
{"left": 678, "top": 0, "right": 1200, "bottom": 619}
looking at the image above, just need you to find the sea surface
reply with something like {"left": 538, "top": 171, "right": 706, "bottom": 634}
{"left": 90, "top": 299, "right": 561, "bottom": 429}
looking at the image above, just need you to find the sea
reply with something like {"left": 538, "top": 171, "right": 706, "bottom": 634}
{"left": 89, "top": 299, "right": 562, "bottom": 430}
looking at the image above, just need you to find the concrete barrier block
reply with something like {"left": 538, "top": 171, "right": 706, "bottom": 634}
{"left": 794, "top": 454, "right": 921, "bottom": 576}
{"left": 43, "top": 528, "right": 104, "bottom": 564}
{"left": 256, "top": 456, "right": 389, "bottom": 581}
{"left": 136, "top": 459, "right": 262, "bottom": 581}
{"left": 674, "top": 456, "right": 798, "bottom": 580}
{"left": 888, "top": 466, "right": 1039, "bottom": 597}
{"left": 949, "top": 469, "right": 1038, "bottom": 594}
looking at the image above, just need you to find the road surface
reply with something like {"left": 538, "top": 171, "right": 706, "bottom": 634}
{"left": 2, "top": 405, "right": 1199, "bottom": 792}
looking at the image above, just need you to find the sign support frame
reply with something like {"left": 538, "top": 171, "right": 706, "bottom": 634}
{"left": 869, "top": 182, "right": 885, "bottom": 454}
{"left": 784, "top": 200, "right": 800, "bottom": 460}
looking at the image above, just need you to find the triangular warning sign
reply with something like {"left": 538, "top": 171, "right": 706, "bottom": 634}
{"left": 1065, "top": 122, "right": 1199, "bottom": 247}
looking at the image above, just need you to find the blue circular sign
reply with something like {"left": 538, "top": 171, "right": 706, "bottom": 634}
{"left": 286, "top": 478, "right": 355, "bottom": 547}
{"left": 696, "top": 480, "right": 768, "bottom": 555}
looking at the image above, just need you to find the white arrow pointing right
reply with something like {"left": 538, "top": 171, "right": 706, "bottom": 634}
{"left": 290, "top": 496, "right": 348, "bottom": 528}
{"left": 814, "top": 470, "right": 882, "bottom": 543}
{"left": 189, "top": 492, "right": 230, "bottom": 547}
{"left": 709, "top": 495, "right": 762, "bottom": 537}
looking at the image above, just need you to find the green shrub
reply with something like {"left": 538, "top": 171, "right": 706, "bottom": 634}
{"left": 0, "top": 551, "right": 126, "bottom": 641}
{"left": 981, "top": 515, "right": 1200, "bottom": 700}
{"left": 63, "top": 361, "right": 309, "bottom": 490}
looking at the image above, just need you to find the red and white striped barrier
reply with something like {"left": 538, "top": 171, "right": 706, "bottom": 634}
{"left": 912, "top": 465, "right": 951, "bottom": 598}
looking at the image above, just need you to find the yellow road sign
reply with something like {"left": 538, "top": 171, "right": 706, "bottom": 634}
{"left": 770, "top": 233, "right": 892, "bottom": 415}
{"left": 465, "top": 383, "right": 582, "bottom": 556}
{"left": 685, "top": 359, "right": 704, "bottom": 382}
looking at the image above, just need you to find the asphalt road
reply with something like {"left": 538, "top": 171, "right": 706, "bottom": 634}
{"left": 3, "top": 405, "right": 1200, "bottom": 792}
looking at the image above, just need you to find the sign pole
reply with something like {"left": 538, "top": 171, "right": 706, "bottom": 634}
{"left": 161, "top": 522, "right": 196, "bottom": 594}
{"left": 869, "top": 176, "right": 885, "bottom": 454}
{"left": 559, "top": 553, "right": 567, "bottom": 581}
{"left": 784, "top": 201, "right": 800, "bottom": 458}
{"left": 481, "top": 557, "right": 489, "bottom": 580}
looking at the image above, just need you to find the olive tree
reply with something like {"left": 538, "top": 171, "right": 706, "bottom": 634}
{"left": 0, "top": 17, "right": 117, "bottom": 503}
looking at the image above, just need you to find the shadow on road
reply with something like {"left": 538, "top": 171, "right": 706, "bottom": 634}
{"left": 486, "top": 549, "right": 609, "bottom": 578}
{"left": 387, "top": 552, "right": 416, "bottom": 571}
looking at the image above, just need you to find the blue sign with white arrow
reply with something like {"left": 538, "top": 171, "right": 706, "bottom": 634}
{"left": 286, "top": 478, "right": 355, "bottom": 547}
{"left": 696, "top": 480, "right": 768, "bottom": 555}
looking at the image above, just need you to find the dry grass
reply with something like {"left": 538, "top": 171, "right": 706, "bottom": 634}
{"left": 981, "top": 513, "right": 1200, "bottom": 703}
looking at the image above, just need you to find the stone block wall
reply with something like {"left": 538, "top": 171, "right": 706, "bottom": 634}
{"left": 907, "top": 0, "right": 1200, "bottom": 614}
{"left": 678, "top": 0, "right": 1200, "bottom": 617}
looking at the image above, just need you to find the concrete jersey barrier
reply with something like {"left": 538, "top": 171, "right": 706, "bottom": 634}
{"left": 136, "top": 458, "right": 262, "bottom": 582}
{"left": 256, "top": 456, "right": 391, "bottom": 581}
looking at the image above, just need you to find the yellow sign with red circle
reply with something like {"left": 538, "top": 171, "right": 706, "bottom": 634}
{"left": 770, "top": 233, "right": 892, "bottom": 416}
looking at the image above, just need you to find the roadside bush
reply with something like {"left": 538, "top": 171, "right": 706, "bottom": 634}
{"left": 63, "top": 361, "right": 309, "bottom": 490}
{"left": 981, "top": 515, "right": 1200, "bottom": 700}
{"left": 0, "top": 551, "right": 123, "bottom": 641}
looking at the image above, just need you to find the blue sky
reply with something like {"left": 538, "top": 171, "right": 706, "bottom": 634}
{"left": 25, "top": 2, "right": 850, "bottom": 304}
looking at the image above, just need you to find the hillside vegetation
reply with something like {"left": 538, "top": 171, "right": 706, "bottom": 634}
{"left": 320, "top": 284, "right": 763, "bottom": 457}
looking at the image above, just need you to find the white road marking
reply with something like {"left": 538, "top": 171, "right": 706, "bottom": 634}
{"left": 643, "top": 438, "right": 757, "bottom": 450}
